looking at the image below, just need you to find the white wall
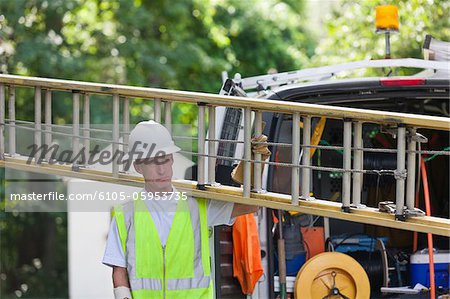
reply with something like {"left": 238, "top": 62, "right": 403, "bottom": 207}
{"left": 68, "top": 180, "right": 140, "bottom": 299}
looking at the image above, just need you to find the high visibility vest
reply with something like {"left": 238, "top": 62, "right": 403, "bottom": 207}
{"left": 113, "top": 196, "right": 213, "bottom": 299}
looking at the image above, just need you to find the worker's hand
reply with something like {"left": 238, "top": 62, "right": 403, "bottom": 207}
{"left": 251, "top": 134, "right": 271, "bottom": 159}
{"left": 231, "top": 134, "right": 271, "bottom": 186}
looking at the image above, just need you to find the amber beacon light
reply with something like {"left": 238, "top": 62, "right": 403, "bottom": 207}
{"left": 376, "top": 5, "right": 399, "bottom": 58}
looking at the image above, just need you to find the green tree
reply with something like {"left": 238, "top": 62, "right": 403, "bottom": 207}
{"left": 1, "top": 0, "right": 314, "bottom": 90}
{"left": 1, "top": 0, "right": 315, "bottom": 132}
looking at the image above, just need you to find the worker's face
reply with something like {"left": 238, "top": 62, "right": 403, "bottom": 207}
{"left": 134, "top": 154, "right": 174, "bottom": 193}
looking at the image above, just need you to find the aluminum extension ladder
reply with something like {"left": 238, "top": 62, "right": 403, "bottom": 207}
{"left": 0, "top": 73, "right": 449, "bottom": 237}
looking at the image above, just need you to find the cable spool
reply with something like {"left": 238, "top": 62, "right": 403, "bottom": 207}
{"left": 294, "top": 252, "right": 370, "bottom": 299}
{"left": 329, "top": 238, "right": 389, "bottom": 294}
{"left": 346, "top": 251, "right": 384, "bottom": 294}
{"left": 363, "top": 152, "right": 397, "bottom": 172}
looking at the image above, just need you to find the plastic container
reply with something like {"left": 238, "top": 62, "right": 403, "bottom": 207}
{"left": 274, "top": 251, "right": 307, "bottom": 276}
{"left": 410, "top": 249, "right": 450, "bottom": 288}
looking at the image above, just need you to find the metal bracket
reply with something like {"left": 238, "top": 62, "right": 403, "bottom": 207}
{"left": 341, "top": 206, "right": 351, "bottom": 213}
{"left": 378, "top": 201, "right": 397, "bottom": 214}
{"left": 405, "top": 208, "right": 426, "bottom": 217}
{"left": 196, "top": 184, "right": 207, "bottom": 191}
{"left": 300, "top": 195, "right": 316, "bottom": 201}
{"left": 410, "top": 132, "right": 428, "bottom": 143}
{"left": 252, "top": 188, "right": 267, "bottom": 194}
{"left": 395, "top": 214, "right": 407, "bottom": 221}
{"left": 351, "top": 203, "right": 367, "bottom": 209}
{"left": 219, "top": 77, "right": 248, "bottom": 97}
{"left": 380, "top": 125, "right": 398, "bottom": 138}
{"left": 379, "top": 201, "right": 420, "bottom": 220}
{"left": 72, "top": 164, "right": 81, "bottom": 172}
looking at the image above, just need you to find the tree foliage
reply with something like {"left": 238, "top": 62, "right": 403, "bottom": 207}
{"left": 1, "top": 0, "right": 315, "bottom": 137}
{"left": 1, "top": 0, "right": 314, "bottom": 91}
{"left": 0, "top": 170, "right": 68, "bottom": 298}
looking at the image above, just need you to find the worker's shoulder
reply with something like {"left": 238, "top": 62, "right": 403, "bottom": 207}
{"left": 113, "top": 200, "right": 135, "bottom": 214}
{"left": 112, "top": 200, "right": 135, "bottom": 227}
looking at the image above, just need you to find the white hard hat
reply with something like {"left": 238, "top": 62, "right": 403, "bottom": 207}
{"left": 125, "top": 120, "right": 180, "bottom": 161}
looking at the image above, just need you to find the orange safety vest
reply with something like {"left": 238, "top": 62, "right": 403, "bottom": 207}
{"left": 232, "top": 214, "right": 264, "bottom": 294}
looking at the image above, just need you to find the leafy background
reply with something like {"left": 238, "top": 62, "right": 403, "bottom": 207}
{"left": 0, "top": 0, "right": 448, "bottom": 297}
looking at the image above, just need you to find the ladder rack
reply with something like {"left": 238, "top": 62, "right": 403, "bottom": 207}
{"left": 226, "top": 58, "right": 448, "bottom": 92}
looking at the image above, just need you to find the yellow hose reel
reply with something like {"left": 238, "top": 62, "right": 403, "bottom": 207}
{"left": 294, "top": 252, "right": 371, "bottom": 299}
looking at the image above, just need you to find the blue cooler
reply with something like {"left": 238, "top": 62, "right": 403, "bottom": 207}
{"left": 410, "top": 249, "right": 450, "bottom": 288}
{"left": 274, "top": 251, "right": 307, "bottom": 276}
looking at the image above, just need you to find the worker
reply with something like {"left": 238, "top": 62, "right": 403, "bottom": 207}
{"left": 102, "top": 120, "right": 261, "bottom": 299}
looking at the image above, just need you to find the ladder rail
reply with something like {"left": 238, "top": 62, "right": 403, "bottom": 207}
{"left": 2, "top": 156, "right": 449, "bottom": 237}
{"left": 0, "top": 74, "right": 450, "bottom": 130}
{"left": 0, "top": 74, "right": 448, "bottom": 130}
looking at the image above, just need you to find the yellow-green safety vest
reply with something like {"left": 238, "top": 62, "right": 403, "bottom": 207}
{"left": 113, "top": 196, "right": 213, "bottom": 299}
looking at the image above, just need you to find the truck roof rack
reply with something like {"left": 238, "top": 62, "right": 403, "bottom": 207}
{"left": 222, "top": 58, "right": 448, "bottom": 94}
